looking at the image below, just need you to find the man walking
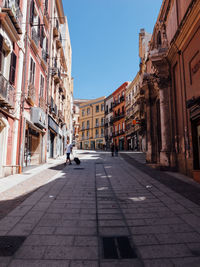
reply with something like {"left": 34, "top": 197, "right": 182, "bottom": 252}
{"left": 65, "top": 140, "right": 72, "bottom": 165}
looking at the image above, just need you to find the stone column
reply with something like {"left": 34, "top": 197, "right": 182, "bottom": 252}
{"left": 158, "top": 76, "right": 171, "bottom": 166}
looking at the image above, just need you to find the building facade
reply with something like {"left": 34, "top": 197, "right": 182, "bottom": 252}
{"left": 79, "top": 97, "right": 105, "bottom": 150}
{"left": 0, "top": 0, "right": 73, "bottom": 177}
{"left": 0, "top": 0, "right": 25, "bottom": 176}
{"left": 143, "top": 0, "right": 200, "bottom": 181}
{"left": 112, "top": 82, "right": 129, "bottom": 151}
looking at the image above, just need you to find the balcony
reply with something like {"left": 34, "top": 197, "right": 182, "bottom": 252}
{"left": 120, "top": 95, "right": 125, "bottom": 102}
{"left": 42, "top": 49, "right": 48, "bottom": 63}
{"left": 2, "top": 0, "right": 23, "bottom": 34}
{"left": 27, "top": 83, "right": 36, "bottom": 106}
{"left": 43, "top": 8, "right": 49, "bottom": 28}
{"left": 51, "top": 67, "right": 61, "bottom": 83}
{"left": 39, "top": 96, "right": 46, "bottom": 111}
{"left": 56, "top": 32, "right": 62, "bottom": 49}
{"left": 58, "top": 109, "right": 64, "bottom": 122}
{"left": 50, "top": 96, "right": 57, "bottom": 115}
{"left": 31, "top": 27, "right": 39, "bottom": 53}
{"left": 0, "top": 73, "right": 15, "bottom": 109}
{"left": 53, "top": 19, "right": 59, "bottom": 38}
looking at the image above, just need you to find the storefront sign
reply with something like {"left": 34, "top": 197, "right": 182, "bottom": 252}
{"left": 48, "top": 116, "right": 58, "bottom": 134}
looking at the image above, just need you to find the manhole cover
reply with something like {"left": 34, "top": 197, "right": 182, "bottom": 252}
{"left": 73, "top": 168, "right": 85, "bottom": 170}
{"left": 0, "top": 236, "right": 26, "bottom": 256}
{"left": 101, "top": 236, "right": 137, "bottom": 259}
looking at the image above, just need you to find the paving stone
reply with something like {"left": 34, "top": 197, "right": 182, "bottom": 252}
{"left": 155, "top": 232, "right": 200, "bottom": 244}
{"left": 7, "top": 223, "right": 34, "bottom": 236}
{"left": 9, "top": 259, "right": 70, "bottom": 267}
{"left": 14, "top": 245, "right": 47, "bottom": 259}
{"left": 24, "top": 235, "right": 74, "bottom": 246}
{"left": 0, "top": 257, "right": 11, "bottom": 267}
{"left": 32, "top": 226, "right": 55, "bottom": 235}
{"left": 137, "top": 244, "right": 193, "bottom": 259}
{"left": 74, "top": 236, "right": 98, "bottom": 247}
{"left": 143, "top": 259, "right": 174, "bottom": 267}
{"left": 132, "top": 234, "right": 159, "bottom": 245}
{"left": 100, "top": 260, "right": 143, "bottom": 267}
{"left": 55, "top": 227, "right": 96, "bottom": 235}
{"left": 171, "top": 257, "right": 200, "bottom": 267}
{"left": 44, "top": 246, "right": 98, "bottom": 260}
{"left": 70, "top": 261, "right": 98, "bottom": 267}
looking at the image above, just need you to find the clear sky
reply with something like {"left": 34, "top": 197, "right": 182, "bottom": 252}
{"left": 63, "top": 0, "right": 163, "bottom": 100}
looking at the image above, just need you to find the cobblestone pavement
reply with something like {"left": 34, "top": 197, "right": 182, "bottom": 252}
{"left": 0, "top": 151, "right": 200, "bottom": 266}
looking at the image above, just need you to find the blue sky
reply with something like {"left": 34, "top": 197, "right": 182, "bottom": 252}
{"left": 63, "top": 0, "right": 163, "bottom": 99}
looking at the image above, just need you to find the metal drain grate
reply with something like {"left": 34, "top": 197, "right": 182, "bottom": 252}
{"left": 73, "top": 168, "right": 85, "bottom": 170}
{"left": 101, "top": 236, "right": 137, "bottom": 259}
{"left": 0, "top": 236, "right": 26, "bottom": 256}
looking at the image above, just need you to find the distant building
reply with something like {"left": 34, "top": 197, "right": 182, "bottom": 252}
{"left": 73, "top": 99, "right": 89, "bottom": 148}
{"left": 112, "top": 82, "right": 129, "bottom": 151}
{"left": 79, "top": 97, "right": 106, "bottom": 150}
{"left": 104, "top": 94, "right": 114, "bottom": 150}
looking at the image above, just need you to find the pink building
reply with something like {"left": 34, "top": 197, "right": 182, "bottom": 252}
{"left": 18, "top": 0, "right": 50, "bottom": 168}
{"left": 0, "top": 0, "right": 24, "bottom": 177}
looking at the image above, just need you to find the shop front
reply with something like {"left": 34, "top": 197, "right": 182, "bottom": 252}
{"left": 24, "top": 108, "right": 47, "bottom": 166}
{"left": 48, "top": 115, "right": 59, "bottom": 158}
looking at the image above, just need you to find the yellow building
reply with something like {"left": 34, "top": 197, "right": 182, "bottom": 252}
{"left": 79, "top": 97, "right": 106, "bottom": 150}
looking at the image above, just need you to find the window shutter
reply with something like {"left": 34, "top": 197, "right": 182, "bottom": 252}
{"left": 45, "top": 0, "right": 48, "bottom": 12}
{"left": 38, "top": 17, "right": 40, "bottom": 38}
{"left": 9, "top": 52, "right": 17, "bottom": 84}
{"left": 0, "top": 34, "right": 3, "bottom": 71}
{"left": 30, "top": 0, "right": 34, "bottom": 25}
{"left": 40, "top": 26, "right": 44, "bottom": 48}
{"left": 46, "top": 38, "right": 48, "bottom": 53}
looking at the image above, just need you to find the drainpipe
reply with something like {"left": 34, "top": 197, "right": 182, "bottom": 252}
{"left": 18, "top": 0, "right": 30, "bottom": 173}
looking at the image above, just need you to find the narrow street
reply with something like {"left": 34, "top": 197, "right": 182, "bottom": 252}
{"left": 0, "top": 151, "right": 200, "bottom": 267}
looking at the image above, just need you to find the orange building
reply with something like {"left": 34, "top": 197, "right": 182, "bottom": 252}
{"left": 112, "top": 82, "right": 129, "bottom": 150}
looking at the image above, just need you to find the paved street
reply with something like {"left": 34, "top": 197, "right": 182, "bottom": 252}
{"left": 0, "top": 151, "right": 200, "bottom": 267}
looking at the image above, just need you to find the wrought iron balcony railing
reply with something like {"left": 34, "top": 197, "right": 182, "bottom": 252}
{"left": 0, "top": 73, "right": 15, "bottom": 109}
{"left": 3, "top": 0, "right": 23, "bottom": 34}
{"left": 31, "top": 27, "right": 39, "bottom": 47}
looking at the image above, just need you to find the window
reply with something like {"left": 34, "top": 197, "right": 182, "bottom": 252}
{"left": 96, "top": 118, "right": 99, "bottom": 126}
{"left": 29, "top": 57, "right": 35, "bottom": 85}
{"left": 87, "top": 108, "right": 90, "bottom": 115}
{"left": 95, "top": 129, "right": 99, "bottom": 137}
{"left": 123, "top": 122, "right": 125, "bottom": 131}
{"left": 82, "top": 132, "right": 85, "bottom": 139}
{"left": 119, "top": 124, "right": 121, "bottom": 132}
{"left": 101, "top": 128, "right": 104, "bottom": 136}
{"left": 82, "top": 109, "right": 85, "bottom": 116}
{"left": 96, "top": 105, "right": 99, "bottom": 113}
{"left": 40, "top": 74, "right": 45, "bottom": 97}
{"left": 115, "top": 125, "right": 117, "bottom": 133}
{"left": 101, "top": 104, "right": 104, "bottom": 111}
{"left": 9, "top": 52, "right": 17, "bottom": 84}
{"left": 82, "top": 121, "right": 85, "bottom": 129}
{"left": 87, "top": 120, "right": 90, "bottom": 129}
{"left": 101, "top": 117, "right": 104, "bottom": 126}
